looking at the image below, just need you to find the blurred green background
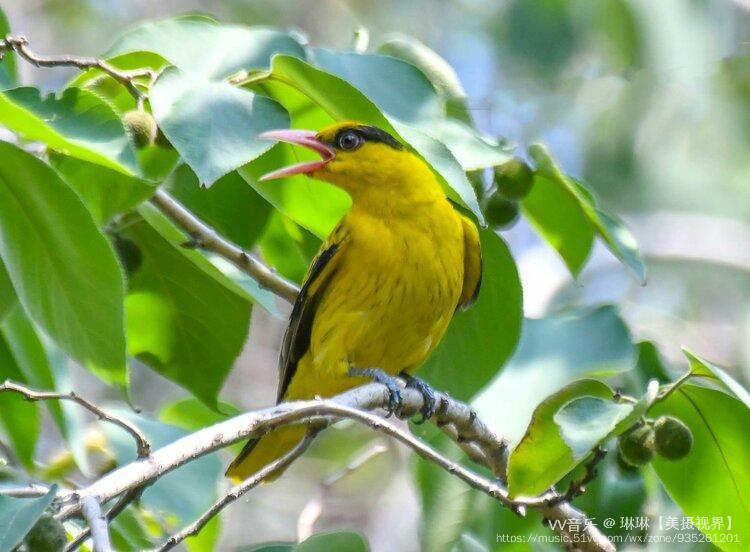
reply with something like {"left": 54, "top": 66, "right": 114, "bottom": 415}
{"left": 3, "top": 0, "right": 749, "bottom": 550}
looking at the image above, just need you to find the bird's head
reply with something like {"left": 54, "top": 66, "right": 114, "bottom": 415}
{"left": 259, "top": 122, "right": 441, "bottom": 208}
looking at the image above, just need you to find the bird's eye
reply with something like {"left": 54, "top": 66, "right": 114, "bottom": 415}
{"left": 337, "top": 131, "right": 363, "bottom": 151}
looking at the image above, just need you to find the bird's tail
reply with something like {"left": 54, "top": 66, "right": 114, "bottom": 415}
{"left": 225, "top": 424, "right": 307, "bottom": 483}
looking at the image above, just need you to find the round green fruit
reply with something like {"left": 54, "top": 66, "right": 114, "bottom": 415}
{"left": 654, "top": 416, "right": 693, "bottom": 460}
{"left": 123, "top": 109, "right": 158, "bottom": 149}
{"left": 494, "top": 158, "right": 534, "bottom": 200}
{"left": 24, "top": 513, "right": 66, "bottom": 552}
{"left": 617, "top": 424, "right": 656, "bottom": 467}
{"left": 484, "top": 193, "right": 519, "bottom": 229}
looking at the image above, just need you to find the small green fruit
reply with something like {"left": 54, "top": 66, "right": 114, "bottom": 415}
{"left": 24, "top": 513, "right": 66, "bottom": 552}
{"left": 654, "top": 416, "right": 693, "bottom": 460}
{"left": 484, "top": 192, "right": 519, "bottom": 229}
{"left": 113, "top": 235, "right": 143, "bottom": 276}
{"left": 123, "top": 109, "right": 158, "bottom": 148}
{"left": 494, "top": 158, "right": 534, "bottom": 200}
{"left": 617, "top": 424, "right": 656, "bottom": 467}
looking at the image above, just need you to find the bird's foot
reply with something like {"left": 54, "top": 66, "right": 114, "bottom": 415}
{"left": 400, "top": 372, "right": 437, "bottom": 424}
{"left": 348, "top": 367, "right": 403, "bottom": 417}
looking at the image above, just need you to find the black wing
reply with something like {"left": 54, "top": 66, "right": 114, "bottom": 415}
{"left": 276, "top": 236, "right": 343, "bottom": 403}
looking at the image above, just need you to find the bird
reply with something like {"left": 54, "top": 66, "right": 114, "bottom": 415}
{"left": 226, "top": 121, "right": 482, "bottom": 481}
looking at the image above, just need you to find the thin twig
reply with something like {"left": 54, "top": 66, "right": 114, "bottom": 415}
{"left": 545, "top": 446, "right": 608, "bottom": 507}
{"left": 0, "top": 36, "right": 152, "bottom": 104}
{"left": 80, "top": 496, "right": 113, "bottom": 552}
{"left": 155, "top": 430, "right": 319, "bottom": 551}
{"left": 297, "top": 441, "right": 388, "bottom": 541}
{"left": 65, "top": 487, "right": 144, "bottom": 552}
{"left": 0, "top": 380, "right": 151, "bottom": 457}
{"left": 150, "top": 189, "right": 299, "bottom": 303}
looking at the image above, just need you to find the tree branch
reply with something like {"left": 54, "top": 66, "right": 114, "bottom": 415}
{"left": 39, "top": 383, "right": 612, "bottom": 551}
{"left": 80, "top": 496, "right": 113, "bottom": 552}
{"left": 155, "top": 430, "right": 319, "bottom": 551}
{"left": 0, "top": 380, "right": 151, "bottom": 457}
{"left": 0, "top": 35, "right": 152, "bottom": 105}
{"left": 150, "top": 189, "right": 300, "bottom": 303}
{"left": 65, "top": 488, "right": 144, "bottom": 552}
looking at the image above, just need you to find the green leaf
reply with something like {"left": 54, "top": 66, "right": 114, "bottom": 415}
{"left": 651, "top": 385, "right": 750, "bottom": 549}
{"left": 266, "top": 55, "right": 484, "bottom": 222}
{"left": 258, "top": 211, "right": 321, "bottom": 284}
{"left": 0, "top": 485, "right": 56, "bottom": 552}
{"left": 310, "top": 48, "right": 444, "bottom": 123}
{"left": 0, "top": 334, "right": 40, "bottom": 469}
{"left": 0, "top": 260, "right": 15, "bottom": 322}
{"left": 635, "top": 340, "right": 673, "bottom": 385}
{"left": 528, "top": 144, "right": 645, "bottom": 281}
{"left": 421, "top": 230, "right": 522, "bottom": 402}
{"left": 165, "top": 164, "right": 272, "bottom": 250}
{"left": 50, "top": 154, "right": 155, "bottom": 226}
{"left": 0, "top": 9, "right": 17, "bottom": 89}
{"left": 473, "top": 306, "right": 635, "bottom": 444}
{"left": 522, "top": 174, "right": 594, "bottom": 277}
{"left": 0, "top": 87, "right": 138, "bottom": 175}
{"left": 683, "top": 348, "right": 750, "bottom": 409}
{"left": 295, "top": 531, "right": 369, "bottom": 552}
{"left": 185, "top": 515, "right": 220, "bottom": 552}
{"left": 107, "top": 17, "right": 305, "bottom": 81}
{"left": 0, "top": 142, "right": 127, "bottom": 383}
{"left": 109, "top": 507, "right": 154, "bottom": 551}
{"left": 239, "top": 145, "right": 350, "bottom": 239}
{"left": 311, "top": 49, "right": 508, "bottom": 171}
{"left": 507, "top": 379, "right": 631, "bottom": 497}
{"left": 150, "top": 67, "right": 289, "bottom": 185}
{"left": 0, "top": 306, "right": 66, "bottom": 439}
{"left": 123, "top": 205, "right": 251, "bottom": 408}
{"left": 159, "top": 397, "right": 241, "bottom": 431}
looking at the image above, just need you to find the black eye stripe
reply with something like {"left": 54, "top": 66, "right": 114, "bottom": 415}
{"left": 331, "top": 125, "right": 404, "bottom": 151}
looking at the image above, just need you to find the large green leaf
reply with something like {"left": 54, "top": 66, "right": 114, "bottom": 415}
{"left": 266, "top": 55, "right": 484, "bottom": 222}
{"left": 421, "top": 230, "right": 522, "bottom": 402}
{"left": 0, "top": 9, "right": 17, "bottom": 89}
{"left": 507, "top": 379, "right": 631, "bottom": 497}
{"left": 683, "top": 348, "right": 750, "bottom": 409}
{"left": 123, "top": 205, "right": 251, "bottom": 408}
{"left": 50, "top": 154, "right": 155, "bottom": 226}
{"left": 0, "top": 334, "right": 40, "bottom": 469}
{"left": 165, "top": 164, "right": 272, "bottom": 250}
{"left": 528, "top": 144, "right": 645, "bottom": 281}
{"left": 0, "top": 485, "right": 56, "bottom": 552}
{"left": 150, "top": 67, "right": 289, "bottom": 185}
{"left": 311, "top": 49, "right": 509, "bottom": 171}
{"left": 0, "top": 260, "right": 15, "bottom": 321}
{"left": 522, "top": 174, "right": 595, "bottom": 277}
{"left": 107, "top": 17, "right": 305, "bottom": 81}
{"left": 258, "top": 211, "right": 321, "bottom": 284}
{"left": 473, "top": 306, "right": 635, "bottom": 444}
{"left": 239, "top": 145, "right": 350, "bottom": 239}
{"left": 651, "top": 385, "right": 750, "bottom": 550}
{"left": 0, "top": 142, "right": 127, "bottom": 383}
{"left": 0, "top": 87, "right": 138, "bottom": 175}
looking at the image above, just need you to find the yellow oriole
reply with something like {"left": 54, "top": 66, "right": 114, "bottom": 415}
{"left": 226, "top": 122, "right": 482, "bottom": 481}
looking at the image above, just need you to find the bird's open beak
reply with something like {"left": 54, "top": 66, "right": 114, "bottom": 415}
{"left": 258, "top": 129, "right": 335, "bottom": 181}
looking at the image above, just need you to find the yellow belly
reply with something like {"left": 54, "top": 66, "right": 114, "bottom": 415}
{"left": 284, "top": 209, "right": 464, "bottom": 400}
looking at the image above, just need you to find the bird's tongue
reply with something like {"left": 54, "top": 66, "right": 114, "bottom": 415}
{"left": 258, "top": 129, "right": 335, "bottom": 181}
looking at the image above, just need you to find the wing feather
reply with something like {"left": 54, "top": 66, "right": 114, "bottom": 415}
{"left": 458, "top": 215, "right": 482, "bottom": 310}
{"left": 276, "top": 224, "right": 347, "bottom": 402}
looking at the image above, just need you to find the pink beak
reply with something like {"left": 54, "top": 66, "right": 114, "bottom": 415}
{"left": 258, "top": 129, "right": 335, "bottom": 181}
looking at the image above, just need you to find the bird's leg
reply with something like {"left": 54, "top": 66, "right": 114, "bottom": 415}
{"left": 348, "top": 367, "right": 403, "bottom": 417}
{"left": 400, "top": 372, "right": 438, "bottom": 424}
